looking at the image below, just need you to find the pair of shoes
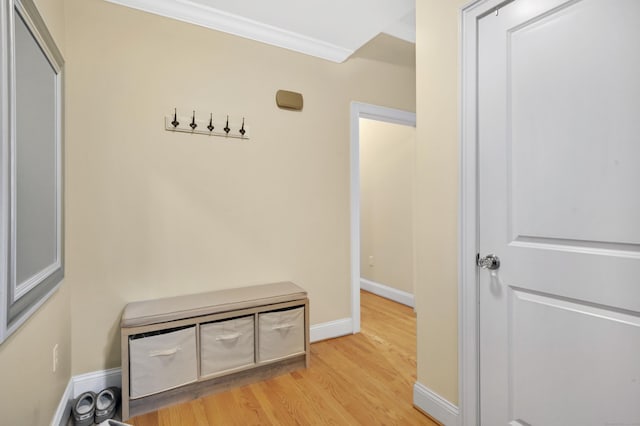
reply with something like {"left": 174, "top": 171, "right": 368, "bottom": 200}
{"left": 72, "top": 387, "right": 121, "bottom": 425}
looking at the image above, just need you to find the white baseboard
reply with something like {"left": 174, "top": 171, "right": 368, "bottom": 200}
{"left": 310, "top": 317, "right": 353, "bottom": 342}
{"left": 73, "top": 367, "right": 122, "bottom": 398}
{"left": 52, "top": 368, "right": 123, "bottom": 426}
{"left": 51, "top": 378, "right": 74, "bottom": 426}
{"left": 413, "top": 382, "right": 459, "bottom": 426}
{"left": 360, "top": 278, "right": 415, "bottom": 308}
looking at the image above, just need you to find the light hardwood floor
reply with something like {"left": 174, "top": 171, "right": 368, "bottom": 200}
{"left": 129, "top": 290, "right": 438, "bottom": 426}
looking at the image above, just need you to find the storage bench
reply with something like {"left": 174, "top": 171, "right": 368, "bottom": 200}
{"left": 120, "top": 282, "right": 310, "bottom": 420}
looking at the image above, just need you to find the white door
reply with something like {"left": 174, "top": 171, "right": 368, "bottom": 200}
{"left": 478, "top": 1, "right": 640, "bottom": 425}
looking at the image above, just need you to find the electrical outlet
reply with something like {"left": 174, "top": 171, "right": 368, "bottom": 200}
{"left": 368, "top": 255, "right": 374, "bottom": 267}
{"left": 52, "top": 344, "right": 59, "bottom": 373}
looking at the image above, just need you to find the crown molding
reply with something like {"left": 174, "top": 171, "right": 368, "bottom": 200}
{"left": 104, "top": 0, "right": 354, "bottom": 63}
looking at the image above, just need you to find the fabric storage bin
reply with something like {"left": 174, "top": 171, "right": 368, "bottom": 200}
{"left": 129, "top": 326, "right": 197, "bottom": 398}
{"left": 200, "top": 315, "right": 255, "bottom": 377}
{"left": 258, "top": 307, "right": 305, "bottom": 362}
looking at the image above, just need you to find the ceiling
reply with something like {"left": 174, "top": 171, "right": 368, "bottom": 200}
{"left": 104, "top": 0, "right": 415, "bottom": 63}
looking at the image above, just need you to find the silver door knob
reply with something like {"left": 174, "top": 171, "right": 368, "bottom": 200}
{"left": 477, "top": 253, "right": 500, "bottom": 270}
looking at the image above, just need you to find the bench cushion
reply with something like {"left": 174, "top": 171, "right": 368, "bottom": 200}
{"left": 121, "top": 282, "right": 307, "bottom": 328}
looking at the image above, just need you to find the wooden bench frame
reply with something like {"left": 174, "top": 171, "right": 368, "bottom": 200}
{"left": 120, "top": 282, "right": 310, "bottom": 420}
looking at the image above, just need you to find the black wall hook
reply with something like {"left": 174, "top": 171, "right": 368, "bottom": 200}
{"left": 166, "top": 110, "right": 248, "bottom": 139}
{"left": 171, "top": 108, "right": 179, "bottom": 128}
{"left": 223, "top": 115, "right": 231, "bottom": 134}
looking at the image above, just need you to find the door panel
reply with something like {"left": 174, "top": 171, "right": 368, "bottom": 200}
{"left": 510, "top": 289, "right": 640, "bottom": 425}
{"left": 478, "top": 0, "right": 640, "bottom": 424}
{"left": 509, "top": 0, "right": 640, "bottom": 246}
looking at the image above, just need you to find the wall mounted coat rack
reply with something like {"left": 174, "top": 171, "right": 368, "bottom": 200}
{"left": 165, "top": 109, "right": 249, "bottom": 139}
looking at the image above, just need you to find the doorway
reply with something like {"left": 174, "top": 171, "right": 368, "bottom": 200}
{"left": 359, "top": 118, "right": 416, "bottom": 307}
{"left": 349, "top": 102, "right": 416, "bottom": 332}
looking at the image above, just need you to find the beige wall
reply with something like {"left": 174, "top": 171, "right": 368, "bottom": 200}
{"left": 64, "top": 0, "right": 415, "bottom": 374}
{"left": 0, "top": 1, "right": 71, "bottom": 424}
{"left": 0, "top": 286, "right": 71, "bottom": 425}
{"left": 414, "top": 0, "right": 467, "bottom": 405}
{"left": 0, "top": 0, "right": 472, "bottom": 422}
{"left": 359, "top": 118, "right": 415, "bottom": 294}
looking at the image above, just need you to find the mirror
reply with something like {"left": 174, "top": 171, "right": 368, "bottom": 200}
{"left": 1, "top": 0, "right": 64, "bottom": 343}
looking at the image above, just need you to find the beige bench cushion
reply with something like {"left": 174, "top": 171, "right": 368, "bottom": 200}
{"left": 121, "top": 282, "right": 307, "bottom": 328}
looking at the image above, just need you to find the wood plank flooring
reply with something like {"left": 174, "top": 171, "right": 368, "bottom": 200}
{"left": 129, "top": 290, "right": 438, "bottom": 426}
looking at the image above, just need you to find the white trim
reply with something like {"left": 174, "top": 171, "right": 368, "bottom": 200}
{"left": 50, "top": 377, "right": 73, "bottom": 426}
{"left": 351, "top": 102, "right": 417, "bottom": 127}
{"left": 13, "top": 261, "right": 60, "bottom": 301}
{"left": 350, "top": 102, "right": 416, "bottom": 338}
{"left": 413, "top": 381, "right": 460, "bottom": 426}
{"left": 0, "top": 0, "right": 10, "bottom": 345}
{"left": 72, "top": 367, "right": 122, "bottom": 398}
{"left": 350, "top": 104, "right": 361, "bottom": 335}
{"left": 458, "top": 2, "right": 502, "bottom": 426}
{"left": 51, "top": 368, "right": 123, "bottom": 426}
{"left": 360, "top": 278, "right": 415, "bottom": 308}
{"left": 6, "top": 282, "right": 60, "bottom": 336}
{"left": 103, "top": 0, "right": 352, "bottom": 63}
{"left": 310, "top": 318, "right": 353, "bottom": 343}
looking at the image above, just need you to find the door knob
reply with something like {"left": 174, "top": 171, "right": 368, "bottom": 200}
{"left": 477, "top": 253, "right": 500, "bottom": 270}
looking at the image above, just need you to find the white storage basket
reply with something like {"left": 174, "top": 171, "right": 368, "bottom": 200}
{"left": 129, "top": 326, "right": 197, "bottom": 398}
{"left": 258, "top": 307, "right": 305, "bottom": 362}
{"left": 200, "top": 315, "right": 255, "bottom": 377}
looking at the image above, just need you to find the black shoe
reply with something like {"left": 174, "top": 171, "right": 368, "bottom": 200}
{"left": 72, "top": 391, "right": 96, "bottom": 426}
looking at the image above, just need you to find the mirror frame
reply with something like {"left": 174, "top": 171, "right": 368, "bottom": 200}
{"left": 0, "top": 0, "right": 64, "bottom": 343}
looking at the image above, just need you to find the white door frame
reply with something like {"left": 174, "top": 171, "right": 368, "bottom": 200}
{"left": 349, "top": 102, "right": 416, "bottom": 334}
{"left": 459, "top": 1, "right": 509, "bottom": 426}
